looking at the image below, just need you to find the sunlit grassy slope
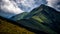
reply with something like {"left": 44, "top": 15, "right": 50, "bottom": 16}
{"left": 0, "top": 18, "right": 35, "bottom": 34}
{"left": 32, "top": 16, "right": 57, "bottom": 34}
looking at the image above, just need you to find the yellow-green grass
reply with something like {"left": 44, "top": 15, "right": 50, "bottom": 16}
{"left": 0, "top": 19, "right": 35, "bottom": 34}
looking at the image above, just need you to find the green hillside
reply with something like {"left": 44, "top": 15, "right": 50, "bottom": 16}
{"left": 11, "top": 12, "right": 28, "bottom": 21}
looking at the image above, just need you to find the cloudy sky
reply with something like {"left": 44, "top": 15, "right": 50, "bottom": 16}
{"left": 0, "top": 0, "right": 60, "bottom": 18}
{"left": 46, "top": 0, "right": 60, "bottom": 11}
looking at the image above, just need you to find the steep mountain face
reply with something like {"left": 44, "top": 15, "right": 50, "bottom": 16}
{"left": 11, "top": 4, "right": 60, "bottom": 34}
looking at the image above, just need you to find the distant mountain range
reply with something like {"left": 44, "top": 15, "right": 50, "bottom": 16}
{"left": 1, "top": 4, "right": 60, "bottom": 34}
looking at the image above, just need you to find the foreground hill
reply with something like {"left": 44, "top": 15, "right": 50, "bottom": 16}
{"left": 0, "top": 16, "right": 35, "bottom": 34}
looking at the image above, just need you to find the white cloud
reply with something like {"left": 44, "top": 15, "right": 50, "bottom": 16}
{"left": 46, "top": 0, "right": 60, "bottom": 11}
{"left": 0, "top": 0, "right": 24, "bottom": 18}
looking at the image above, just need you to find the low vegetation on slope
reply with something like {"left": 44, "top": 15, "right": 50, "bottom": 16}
{"left": 0, "top": 17, "right": 35, "bottom": 34}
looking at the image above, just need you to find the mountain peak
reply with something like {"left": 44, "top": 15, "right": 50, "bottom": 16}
{"left": 40, "top": 4, "right": 47, "bottom": 8}
{"left": 39, "top": 4, "right": 56, "bottom": 11}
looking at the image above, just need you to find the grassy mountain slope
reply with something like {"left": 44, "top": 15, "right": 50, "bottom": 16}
{"left": 10, "top": 4, "right": 60, "bottom": 34}
{"left": 16, "top": 4, "right": 60, "bottom": 34}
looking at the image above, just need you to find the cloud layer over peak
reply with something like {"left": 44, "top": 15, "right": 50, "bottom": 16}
{"left": 0, "top": 0, "right": 46, "bottom": 18}
{"left": 46, "top": 0, "right": 60, "bottom": 11}
{"left": 0, "top": 0, "right": 60, "bottom": 18}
